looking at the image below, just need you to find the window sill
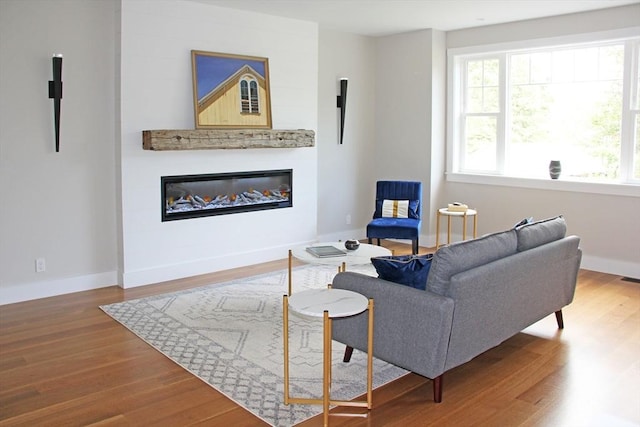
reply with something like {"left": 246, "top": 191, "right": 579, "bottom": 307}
{"left": 446, "top": 173, "right": 639, "bottom": 198}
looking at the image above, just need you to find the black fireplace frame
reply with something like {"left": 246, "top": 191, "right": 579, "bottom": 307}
{"left": 161, "top": 169, "right": 292, "bottom": 222}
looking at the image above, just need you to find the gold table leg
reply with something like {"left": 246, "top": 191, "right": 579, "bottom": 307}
{"left": 323, "top": 310, "right": 331, "bottom": 427}
{"left": 462, "top": 212, "right": 468, "bottom": 241}
{"left": 473, "top": 213, "right": 478, "bottom": 238}
{"left": 366, "top": 298, "right": 374, "bottom": 408}
{"left": 435, "top": 210, "right": 441, "bottom": 249}
{"left": 288, "top": 249, "right": 292, "bottom": 296}
{"left": 283, "top": 295, "right": 290, "bottom": 405}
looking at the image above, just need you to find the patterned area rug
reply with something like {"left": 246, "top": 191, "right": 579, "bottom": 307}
{"left": 100, "top": 264, "right": 408, "bottom": 426}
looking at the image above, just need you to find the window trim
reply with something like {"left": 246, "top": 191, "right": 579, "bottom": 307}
{"left": 447, "top": 27, "right": 640, "bottom": 196}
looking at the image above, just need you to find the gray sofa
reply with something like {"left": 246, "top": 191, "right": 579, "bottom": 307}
{"left": 332, "top": 216, "right": 582, "bottom": 402}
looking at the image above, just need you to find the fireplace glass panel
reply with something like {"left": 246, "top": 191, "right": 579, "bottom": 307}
{"left": 162, "top": 169, "right": 292, "bottom": 221}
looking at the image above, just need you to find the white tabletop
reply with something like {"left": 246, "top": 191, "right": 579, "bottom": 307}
{"left": 288, "top": 288, "right": 368, "bottom": 318}
{"left": 291, "top": 241, "right": 392, "bottom": 266}
{"left": 438, "top": 208, "right": 477, "bottom": 216}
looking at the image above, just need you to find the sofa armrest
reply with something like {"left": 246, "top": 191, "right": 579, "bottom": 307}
{"left": 331, "top": 272, "right": 454, "bottom": 379}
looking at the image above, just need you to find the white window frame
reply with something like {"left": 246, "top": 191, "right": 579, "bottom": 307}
{"left": 447, "top": 28, "right": 640, "bottom": 198}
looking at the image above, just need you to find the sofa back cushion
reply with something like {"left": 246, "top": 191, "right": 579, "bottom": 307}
{"left": 516, "top": 215, "right": 566, "bottom": 251}
{"left": 426, "top": 229, "right": 518, "bottom": 296}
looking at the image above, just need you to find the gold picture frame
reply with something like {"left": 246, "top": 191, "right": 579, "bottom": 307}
{"left": 191, "top": 50, "right": 272, "bottom": 129}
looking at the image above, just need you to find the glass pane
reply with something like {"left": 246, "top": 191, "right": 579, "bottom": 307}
{"left": 467, "top": 87, "right": 483, "bottom": 112}
{"left": 466, "top": 59, "right": 499, "bottom": 113}
{"left": 464, "top": 116, "right": 497, "bottom": 171}
{"left": 635, "top": 114, "right": 640, "bottom": 180}
{"left": 636, "top": 44, "right": 640, "bottom": 110}
{"left": 484, "top": 59, "right": 499, "bottom": 86}
{"left": 510, "top": 54, "right": 529, "bottom": 85}
{"left": 508, "top": 45, "right": 623, "bottom": 181}
{"left": 552, "top": 50, "right": 574, "bottom": 83}
{"left": 467, "top": 60, "right": 483, "bottom": 87}
{"left": 530, "top": 52, "right": 551, "bottom": 84}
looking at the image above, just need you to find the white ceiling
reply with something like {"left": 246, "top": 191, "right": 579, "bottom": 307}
{"left": 189, "top": 0, "right": 639, "bottom": 36}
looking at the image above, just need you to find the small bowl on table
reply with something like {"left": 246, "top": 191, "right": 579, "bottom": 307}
{"left": 344, "top": 239, "right": 360, "bottom": 251}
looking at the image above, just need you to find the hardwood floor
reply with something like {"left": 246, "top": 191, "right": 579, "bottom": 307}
{"left": 1, "top": 241, "right": 638, "bottom": 426}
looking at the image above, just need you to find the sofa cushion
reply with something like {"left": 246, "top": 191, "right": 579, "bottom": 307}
{"left": 371, "top": 253, "right": 433, "bottom": 290}
{"left": 516, "top": 215, "right": 566, "bottom": 251}
{"left": 426, "top": 229, "right": 518, "bottom": 296}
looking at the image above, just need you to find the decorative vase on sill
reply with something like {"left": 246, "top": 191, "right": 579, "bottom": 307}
{"left": 549, "top": 160, "right": 562, "bottom": 179}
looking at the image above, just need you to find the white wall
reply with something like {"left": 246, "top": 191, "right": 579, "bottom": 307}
{"left": 373, "top": 30, "right": 446, "bottom": 244}
{"left": 444, "top": 5, "right": 640, "bottom": 277}
{"left": 0, "top": 0, "right": 118, "bottom": 304}
{"left": 316, "top": 29, "right": 377, "bottom": 241}
{"left": 119, "top": 0, "right": 319, "bottom": 287}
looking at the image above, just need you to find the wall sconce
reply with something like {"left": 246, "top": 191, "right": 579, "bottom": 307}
{"left": 48, "top": 54, "right": 63, "bottom": 152}
{"left": 336, "top": 77, "right": 348, "bottom": 144}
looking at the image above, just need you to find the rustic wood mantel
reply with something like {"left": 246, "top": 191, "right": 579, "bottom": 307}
{"left": 142, "top": 129, "right": 315, "bottom": 151}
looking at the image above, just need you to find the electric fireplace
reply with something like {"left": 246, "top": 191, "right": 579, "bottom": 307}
{"left": 161, "top": 169, "right": 292, "bottom": 221}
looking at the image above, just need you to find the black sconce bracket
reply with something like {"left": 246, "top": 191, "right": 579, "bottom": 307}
{"left": 49, "top": 54, "right": 63, "bottom": 152}
{"left": 336, "top": 77, "right": 348, "bottom": 144}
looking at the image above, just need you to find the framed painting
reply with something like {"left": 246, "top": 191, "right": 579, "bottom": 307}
{"left": 191, "top": 50, "right": 272, "bottom": 129}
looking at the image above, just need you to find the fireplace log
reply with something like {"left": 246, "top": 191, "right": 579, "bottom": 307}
{"left": 142, "top": 129, "right": 315, "bottom": 150}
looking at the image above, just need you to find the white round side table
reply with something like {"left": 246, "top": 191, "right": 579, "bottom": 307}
{"left": 435, "top": 208, "right": 478, "bottom": 249}
{"left": 287, "top": 242, "right": 391, "bottom": 295}
{"left": 283, "top": 288, "right": 374, "bottom": 426}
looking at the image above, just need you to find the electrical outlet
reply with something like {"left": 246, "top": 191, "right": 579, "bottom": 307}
{"left": 346, "top": 214, "right": 352, "bottom": 225}
{"left": 35, "top": 258, "right": 46, "bottom": 273}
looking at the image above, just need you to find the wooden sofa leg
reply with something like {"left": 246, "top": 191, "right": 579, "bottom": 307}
{"left": 433, "top": 375, "right": 443, "bottom": 403}
{"left": 343, "top": 346, "right": 354, "bottom": 362}
{"left": 555, "top": 310, "right": 564, "bottom": 329}
{"left": 412, "top": 238, "right": 418, "bottom": 255}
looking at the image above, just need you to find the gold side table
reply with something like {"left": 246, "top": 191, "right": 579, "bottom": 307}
{"left": 435, "top": 208, "right": 478, "bottom": 249}
{"left": 283, "top": 288, "right": 374, "bottom": 426}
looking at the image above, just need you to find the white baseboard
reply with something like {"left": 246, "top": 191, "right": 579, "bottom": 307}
{"left": 0, "top": 271, "right": 118, "bottom": 306}
{"left": 580, "top": 254, "right": 640, "bottom": 279}
{"left": 121, "top": 242, "right": 313, "bottom": 288}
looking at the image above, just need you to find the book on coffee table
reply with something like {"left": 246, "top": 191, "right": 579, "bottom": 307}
{"left": 306, "top": 245, "right": 347, "bottom": 258}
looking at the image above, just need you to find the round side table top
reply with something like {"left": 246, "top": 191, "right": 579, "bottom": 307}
{"left": 438, "top": 207, "right": 477, "bottom": 216}
{"left": 288, "top": 288, "right": 368, "bottom": 318}
{"left": 291, "top": 241, "right": 391, "bottom": 267}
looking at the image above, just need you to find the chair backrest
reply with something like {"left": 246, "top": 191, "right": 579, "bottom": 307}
{"left": 373, "top": 181, "right": 422, "bottom": 219}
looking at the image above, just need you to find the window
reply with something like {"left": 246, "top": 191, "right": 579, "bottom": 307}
{"left": 448, "top": 31, "right": 640, "bottom": 188}
{"left": 240, "top": 77, "right": 260, "bottom": 114}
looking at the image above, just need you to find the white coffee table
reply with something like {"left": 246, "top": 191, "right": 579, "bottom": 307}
{"left": 283, "top": 288, "right": 374, "bottom": 426}
{"left": 288, "top": 241, "right": 391, "bottom": 295}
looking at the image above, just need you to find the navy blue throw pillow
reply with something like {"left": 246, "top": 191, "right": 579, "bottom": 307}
{"left": 370, "top": 254, "right": 433, "bottom": 290}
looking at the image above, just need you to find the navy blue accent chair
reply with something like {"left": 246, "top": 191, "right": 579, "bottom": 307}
{"left": 366, "top": 181, "right": 423, "bottom": 255}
